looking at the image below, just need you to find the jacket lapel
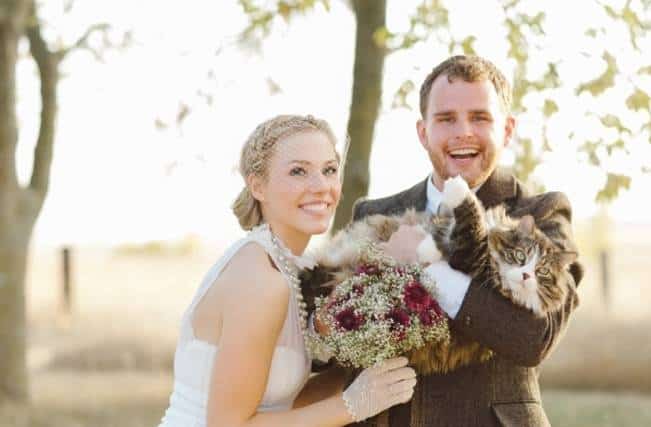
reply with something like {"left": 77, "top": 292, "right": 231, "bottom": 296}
{"left": 406, "top": 168, "right": 516, "bottom": 213}
{"left": 400, "top": 178, "right": 428, "bottom": 212}
{"left": 475, "top": 167, "right": 517, "bottom": 209}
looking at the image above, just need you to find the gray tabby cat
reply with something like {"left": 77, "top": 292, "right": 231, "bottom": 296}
{"left": 302, "top": 176, "right": 578, "bottom": 374}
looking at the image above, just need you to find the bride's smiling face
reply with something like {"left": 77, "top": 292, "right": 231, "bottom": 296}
{"left": 250, "top": 130, "right": 341, "bottom": 241}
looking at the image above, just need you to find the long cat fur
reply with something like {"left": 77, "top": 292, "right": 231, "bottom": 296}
{"left": 301, "top": 177, "right": 578, "bottom": 374}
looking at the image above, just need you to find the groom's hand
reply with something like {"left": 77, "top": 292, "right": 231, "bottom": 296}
{"left": 380, "top": 224, "right": 427, "bottom": 263}
{"left": 314, "top": 308, "right": 331, "bottom": 336}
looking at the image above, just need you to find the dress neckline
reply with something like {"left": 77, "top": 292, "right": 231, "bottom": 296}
{"left": 249, "top": 223, "right": 316, "bottom": 271}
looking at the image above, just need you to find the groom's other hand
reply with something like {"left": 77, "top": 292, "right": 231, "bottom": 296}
{"left": 380, "top": 224, "right": 427, "bottom": 263}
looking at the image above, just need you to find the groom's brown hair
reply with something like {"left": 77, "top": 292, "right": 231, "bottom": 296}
{"left": 419, "top": 55, "right": 512, "bottom": 117}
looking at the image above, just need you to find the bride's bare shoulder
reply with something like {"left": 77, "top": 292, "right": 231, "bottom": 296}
{"left": 218, "top": 241, "right": 288, "bottom": 302}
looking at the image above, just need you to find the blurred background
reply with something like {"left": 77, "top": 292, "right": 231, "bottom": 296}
{"left": 1, "top": 0, "right": 650, "bottom": 426}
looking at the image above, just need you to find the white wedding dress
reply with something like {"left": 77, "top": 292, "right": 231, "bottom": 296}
{"left": 158, "top": 224, "right": 313, "bottom": 427}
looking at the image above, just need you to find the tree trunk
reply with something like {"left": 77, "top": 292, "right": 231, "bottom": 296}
{"left": 0, "top": 223, "right": 32, "bottom": 402}
{"left": 331, "top": 0, "right": 386, "bottom": 233}
{"left": 0, "top": 2, "right": 26, "bottom": 192}
{"left": 0, "top": 0, "right": 56, "bottom": 404}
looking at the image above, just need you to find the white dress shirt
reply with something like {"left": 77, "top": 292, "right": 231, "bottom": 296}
{"left": 422, "top": 175, "right": 473, "bottom": 319}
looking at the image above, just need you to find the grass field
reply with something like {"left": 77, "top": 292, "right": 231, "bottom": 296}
{"left": 7, "top": 219, "right": 649, "bottom": 426}
{"left": 2, "top": 372, "right": 651, "bottom": 427}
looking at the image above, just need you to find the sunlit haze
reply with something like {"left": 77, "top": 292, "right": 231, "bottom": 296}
{"left": 17, "top": 0, "right": 651, "bottom": 247}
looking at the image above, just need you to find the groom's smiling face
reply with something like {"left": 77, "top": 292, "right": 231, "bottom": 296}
{"left": 417, "top": 75, "right": 515, "bottom": 190}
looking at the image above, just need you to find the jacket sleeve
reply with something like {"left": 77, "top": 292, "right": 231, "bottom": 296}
{"left": 451, "top": 191, "right": 583, "bottom": 367}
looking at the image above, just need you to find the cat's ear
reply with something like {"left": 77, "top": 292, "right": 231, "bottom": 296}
{"left": 554, "top": 251, "right": 578, "bottom": 266}
{"left": 517, "top": 215, "right": 535, "bottom": 235}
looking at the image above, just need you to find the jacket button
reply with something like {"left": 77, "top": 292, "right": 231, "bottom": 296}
{"left": 464, "top": 315, "right": 471, "bottom": 326}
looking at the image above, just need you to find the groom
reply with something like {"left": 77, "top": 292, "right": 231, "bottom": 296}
{"left": 349, "top": 55, "right": 583, "bottom": 426}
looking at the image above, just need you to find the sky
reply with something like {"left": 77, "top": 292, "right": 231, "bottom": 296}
{"left": 17, "top": 0, "right": 651, "bottom": 247}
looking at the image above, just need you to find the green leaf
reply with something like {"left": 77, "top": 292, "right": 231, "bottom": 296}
{"left": 400, "top": 34, "right": 420, "bottom": 50}
{"left": 527, "top": 12, "right": 546, "bottom": 35}
{"left": 513, "top": 137, "right": 539, "bottom": 183}
{"left": 373, "top": 26, "right": 392, "bottom": 48}
{"left": 596, "top": 173, "right": 631, "bottom": 203}
{"left": 461, "top": 36, "right": 476, "bottom": 55}
{"left": 505, "top": 19, "right": 528, "bottom": 63}
{"left": 238, "top": 0, "right": 258, "bottom": 14}
{"left": 585, "top": 28, "right": 598, "bottom": 37}
{"left": 543, "top": 99, "right": 558, "bottom": 117}
{"left": 576, "top": 52, "right": 617, "bottom": 96}
{"left": 605, "top": 139, "right": 627, "bottom": 155}
{"left": 447, "top": 40, "right": 456, "bottom": 55}
{"left": 622, "top": 7, "right": 641, "bottom": 27}
{"left": 278, "top": 1, "right": 292, "bottom": 20}
{"left": 604, "top": 5, "right": 619, "bottom": 19}
{"left": 626, "top": 88, "right": 651, "bottom": 112}
{"left": 580, "top": 140, "right": 602, "bottom": 167}
{"left": 542, "top": 125, "right": 552, "bottom": 152}
{"left": 391, "top": 80, "right": 415, "bottom": 110}
{"left": 599, "top": 114, "right": 632, "bottom": 135}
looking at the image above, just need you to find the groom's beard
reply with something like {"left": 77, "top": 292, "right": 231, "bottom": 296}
{"left": 428, "top": 146, "right": 498, "bottom": 190}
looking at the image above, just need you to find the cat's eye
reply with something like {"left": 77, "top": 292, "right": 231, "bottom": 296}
{"left": 514, "top": 250, "right": 526, "bottom": 263}
{"left": 537, "top": 267, "right": 550, "bottom": 276}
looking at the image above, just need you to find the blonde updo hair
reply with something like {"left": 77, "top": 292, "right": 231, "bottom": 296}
{"left": 232, "top": 114, "right": 340, "bottom": 230}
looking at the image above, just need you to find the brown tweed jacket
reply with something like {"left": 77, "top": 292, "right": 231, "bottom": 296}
{"left": 348, "top": 168, "right": 584, "bottom": 427}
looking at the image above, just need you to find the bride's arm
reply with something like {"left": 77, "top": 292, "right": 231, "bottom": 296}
{"left": 292, "top": 366, "right": 348, "bottom": 409}
{"left": 205, "top": 245, "right": 352, "bottom": 427}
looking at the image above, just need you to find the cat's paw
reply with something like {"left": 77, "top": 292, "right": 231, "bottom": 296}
{"left": 416, "top": 234, "right": 442, "bottom": 263}
{"left": 442, "top": 176, "right": 470, "bottom": 209}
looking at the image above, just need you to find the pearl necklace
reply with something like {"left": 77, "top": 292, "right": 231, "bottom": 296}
{"left": 265, "top": 227, "right": 312, "bottom": 352}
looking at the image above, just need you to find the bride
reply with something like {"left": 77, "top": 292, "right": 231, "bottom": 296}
{"left": 158, "top": 115, "right": 417, "bottom": 427}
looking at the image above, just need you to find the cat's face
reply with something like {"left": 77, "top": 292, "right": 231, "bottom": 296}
{"left": 489, "top": 220, "right": 540, "bottom": 293}
{"left": 488, "top": 215, "right": 576, "bottom": 313}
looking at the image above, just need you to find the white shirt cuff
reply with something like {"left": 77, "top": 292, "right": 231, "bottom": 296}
{"left": 423, "top": 261, "right": 472, "bottom": 319}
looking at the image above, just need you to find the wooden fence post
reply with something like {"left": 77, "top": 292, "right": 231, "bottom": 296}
{"left": 61, "top": 246, "right": 72, "bottom": 316}
{"left": 599, "top": 249, "right": 611, "bottom": 309}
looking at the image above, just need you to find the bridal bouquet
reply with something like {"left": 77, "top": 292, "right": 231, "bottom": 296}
{"left": 307, "top": 245, "right": 450, "bottom": 369}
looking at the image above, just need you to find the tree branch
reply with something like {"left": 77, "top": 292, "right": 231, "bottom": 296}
{"left": 0, "top": 0, "right": 31, "bottom": 192}
{"left": 25, "top": 7, "right": 57, "bottom": 198}
{"left": 58, "top": 22, "right": 111, "bottom": 61}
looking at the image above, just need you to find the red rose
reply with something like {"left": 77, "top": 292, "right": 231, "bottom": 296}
{"left": 335, "top": 308, "right": 365, "bottom": 331}
{"left": 355, "top": 263, "right": 380, "bottom": 276}
{"left": 353, "top": 284, "right": 365, "bottom": 295}
{"left": 427, "top": 298, "right": 444, "bottom": 318}
{"left": 419, "top": 298, "right": 444, "bottom": 326}
{"left": 386, "top": 308, "right": 411, "bottom": 328}
{"left": 419, "top": 310, "right": 434, "bottom": 326}
{"left": 386, "top": 308, "right": 410, "bottom": 341}
{"left": 404, "top": 281, "right": 433, "bottom": 313}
